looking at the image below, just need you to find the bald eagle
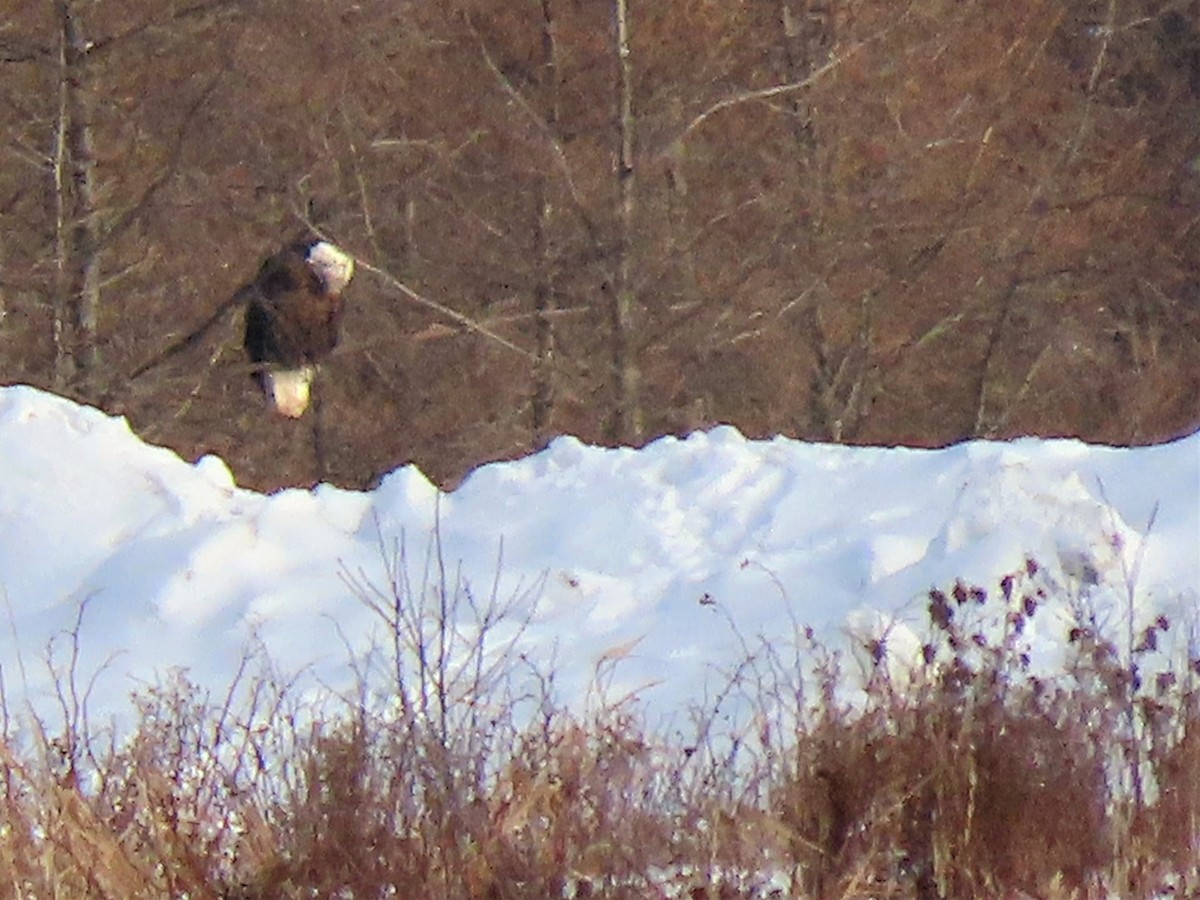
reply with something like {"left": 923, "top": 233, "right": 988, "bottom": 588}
{"left": 242, "top": 238, "right": 355, "bottom": 418}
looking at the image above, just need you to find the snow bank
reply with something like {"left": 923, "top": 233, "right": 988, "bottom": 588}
{"left": 0, "top": 385, "right": 1195, "bottom": 728}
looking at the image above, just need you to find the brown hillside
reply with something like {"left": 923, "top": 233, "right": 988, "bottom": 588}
{"left": 2, "top": 0, "right": 1198, "bottom": 491}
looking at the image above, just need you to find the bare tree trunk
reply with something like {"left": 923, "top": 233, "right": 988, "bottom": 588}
{"left": 609, "top": 0, "right": 641, "bottom": 443}
{"left": 50, "top": 5, "right": 72, "bottom": 387}
{"left": 777, "top": 1, "right": 860, "bottom": 441}
{"left": 971, "top": 274, "right": 1022, "bottom": 437}
{"left": 803, "top": 288, "right": 876, "bottom": 442}
{"left": 403, "top": 196, "right": 417, "bottom": 268}
{"left": 531, "top": 181, "right": 556, "bottom": 449}
{"left": 0, "top": 261, "right": 6, "bottom": 342}
{"left": 531, "top": 0, "right": 560, "bottom": 450}
{"left": 311, "top": 373, "right": 329, "bottom": 482}
{"left": 664, "top": 95, "right": 696, "bottom": 295}
{"left": 774, "top": 0, "right": 832, "bottom": 164}
{"left": 52, "top": 0, "right": 102, "bottom": 387}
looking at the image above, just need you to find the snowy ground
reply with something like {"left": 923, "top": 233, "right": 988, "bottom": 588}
{"left": 0, "top": 384, "right": 1196, "bottom": 733}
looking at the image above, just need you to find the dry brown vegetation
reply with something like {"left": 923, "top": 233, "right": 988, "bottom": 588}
{"left": 0, "top": 555, "right": 1195, "bottom": 899}
{"left": 2, "top": 0, "right": 1199, "bottom": 491}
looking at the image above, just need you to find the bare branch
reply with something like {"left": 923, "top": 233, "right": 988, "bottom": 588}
{"left": 85, "top": 0, "right": 249, "bottom": 58}
{"left": 464, "top": 11, "right": 614, "bottom": 285}
{"left": 127, "top": 285, "right": 250, "bottom": 381}
{"left": 166, "top": 327, "right": 237, "bottom": 426}
{"left": 465, "top": 13, "right": 585, "bottom": 212}
{"left": 661, "top": 15, "right": 910, "bottom": 158}
{"left": 359, "top": 259, "right": 534, "bottom": 361}
{"left": 101, "top": 72, "right": 223, "bottom": 249}
{"left": 298, "top": 214, "right": 533, "bottom": 361}
{"left": 339, "top": 107, "right": 379, "bottom": 259}
{"left": 0, "top": 37, "right": 50, "bottom": 63}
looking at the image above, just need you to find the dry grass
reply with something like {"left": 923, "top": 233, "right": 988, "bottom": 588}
{"left": 0, "top": 553, "right": 1195, "bottom": 899}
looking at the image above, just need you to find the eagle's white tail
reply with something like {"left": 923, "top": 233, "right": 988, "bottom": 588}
{"left": 265, "top": 367, "right": 315, "bottom": 418}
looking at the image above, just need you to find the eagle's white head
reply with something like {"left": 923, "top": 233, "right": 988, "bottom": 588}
{"left": 306, "top": 241, "right": 355, "bottom": 295}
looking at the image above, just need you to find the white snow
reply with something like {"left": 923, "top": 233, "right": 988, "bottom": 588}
{"left": 0, "top": 384, "right": 1196, "bottom": 732}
